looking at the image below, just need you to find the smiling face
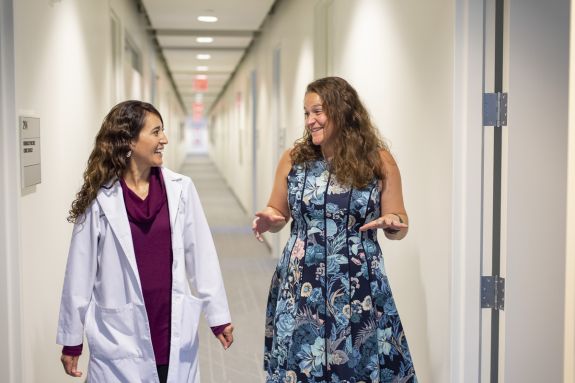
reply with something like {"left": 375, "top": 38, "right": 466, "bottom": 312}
{"left": 304, "top": 92, "right": 335, "bottom": 150}
{"left": 130, "top": 112, "right": 168, "bottom": 169}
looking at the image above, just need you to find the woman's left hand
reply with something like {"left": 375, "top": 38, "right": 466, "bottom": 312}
{"left": 359, "top": 213, "right": 408, "bottom": 232}
{"left": 216, "top": 324, "right": 234, "bottom": 350}
{"left": 61, "top": 354, "right": 83, "bottom": 377}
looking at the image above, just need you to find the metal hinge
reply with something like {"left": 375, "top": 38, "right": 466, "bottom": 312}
{"left": 483, "top": 92, "right": 508, "bottom": 126}
{"left": 481, "top": 275, "right": 505, "bottom": 310}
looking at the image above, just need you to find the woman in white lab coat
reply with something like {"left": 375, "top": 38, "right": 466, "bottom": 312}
{"left": 57, "top": 100, "right": 233, "bottom": 383}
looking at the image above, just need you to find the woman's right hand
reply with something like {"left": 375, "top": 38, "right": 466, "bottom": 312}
{"left": 61, "top": 354, "right": 82, "bottom": 377}
{"left": 252, "top": 207, "right": 287, "bottom": 242}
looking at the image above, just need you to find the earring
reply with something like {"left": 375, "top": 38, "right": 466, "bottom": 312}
{"left": 126, "top": 150, "right": 132, "bottom": 158}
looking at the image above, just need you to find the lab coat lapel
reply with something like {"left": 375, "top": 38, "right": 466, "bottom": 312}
{"left": 162, "top": 167, "right": 183, "bottom": 228}
{"left": 96, "top": 180, "right": 139, "bottom": 274}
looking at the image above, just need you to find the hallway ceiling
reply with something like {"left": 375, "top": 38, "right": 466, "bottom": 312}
{"left": 140, "top": 0, "right": 277, "bottom": 115}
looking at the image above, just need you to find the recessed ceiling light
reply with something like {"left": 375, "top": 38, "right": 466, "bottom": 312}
{"left": 196, "top": 37, "right": 214, "bottom": 44}
{"left": 196, "top": 66, "right": 209, "bottom": 71}
{"left": 196, "top": 54, "right": 211, "bottom": 60}
{"left": 197, "top": 16, "right": 218, "bottom": 23}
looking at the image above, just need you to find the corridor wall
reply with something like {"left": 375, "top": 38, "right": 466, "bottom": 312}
{"left": 568, "top": 21, "right": 575, "bottom": 380}
{"left": 328, "top": 3, "right": 453, "bottom": 381}
{"left": 10, "top": 0, "right": 186, "bottom": 381}
{"left": 208, "top": 0, "right": 454, "bottom": 381}
{"left": 208, "top": 0, "right": 316, "bottom": 254}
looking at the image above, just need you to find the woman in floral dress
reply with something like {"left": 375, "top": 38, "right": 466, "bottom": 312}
{"left": 253, "top": 77, "right": 417, "bottom": 383}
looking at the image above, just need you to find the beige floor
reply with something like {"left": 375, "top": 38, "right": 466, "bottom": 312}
{"left": 179, "top": 155, "right": 276, "bottom": 383}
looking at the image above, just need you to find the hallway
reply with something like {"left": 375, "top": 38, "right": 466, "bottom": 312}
{"left": 1, "top": 0, "right": 574, "bottom": 381}
{"left": 179, "top": 155, "right": 275, "bottom": 382}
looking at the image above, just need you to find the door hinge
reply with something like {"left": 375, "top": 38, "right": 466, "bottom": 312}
{"left": 481, "top": 275, "right": 505, "bottom": 310}
{"left": 483, "top": 92, "right": 508, "bottom": 126}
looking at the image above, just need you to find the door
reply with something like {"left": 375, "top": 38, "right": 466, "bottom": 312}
{"left": 453, "top": 0, "right": 570, "bottom": 381}
{"left": 500, "top": 0, "right": 569, "bottom": 381}
{"left": 480, "top": 0, "right": 570, "bottom": 382}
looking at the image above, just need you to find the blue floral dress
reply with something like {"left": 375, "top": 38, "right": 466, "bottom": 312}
{"left": 264, "top": 159, "right": 417, "bottom": 383}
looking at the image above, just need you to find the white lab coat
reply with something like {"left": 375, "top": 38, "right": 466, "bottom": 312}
{"left": 56, "top": 167, "right": 231, "bottom": 382}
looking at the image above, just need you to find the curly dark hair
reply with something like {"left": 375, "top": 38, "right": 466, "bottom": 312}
{"left": 291, "top": 77, "right": 388, "bottom": 188}
{"left": 68, "top": 100, "right": 163, "bottom": 223}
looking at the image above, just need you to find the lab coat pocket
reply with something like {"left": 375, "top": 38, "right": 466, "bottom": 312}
{"left": 179, "top": 295, "right": 204, "bottom": 353}
{"left": 88, "top": 302, "right": 145, "bottom": 360}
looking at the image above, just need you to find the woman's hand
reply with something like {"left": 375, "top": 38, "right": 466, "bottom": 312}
{"left": 359, "top": 213, "right": 408, "bottom": 233}
{"left": 252, "top": 207, "right": 287, "bottom": 242}
{"left": 216, "top": 324, "right": 234, "bottom": 350}
{"left": 61, "top": 354, "right": 82, "bottom": 377}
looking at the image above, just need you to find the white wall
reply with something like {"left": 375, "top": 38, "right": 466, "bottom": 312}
{"left": 209, "top": 0, "right": 316, "bottom": 227}
{"left": 209, "top": 0, "right": 454, "bottom": 381}
{"left": 566, "top": 0, "right": 575, "bottom": 381}
{"left": 327, "top": 2, "right": 453, "bottom": 381}
{"left": 108, "top": 0, "right": 187, "bottom": 168}
{"left": 12, "top": 0, "right": 185, "bottom": 381}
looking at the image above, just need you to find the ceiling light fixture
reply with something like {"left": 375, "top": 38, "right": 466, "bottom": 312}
{"left": 196, "top": 54, "right": 211, "bottom": 60}
{"left": 196, "top": 37, "right": 214, "bottom": 44}
{"left": 196, "top": 66, "right": 209, "bottom": 71}
{"left": 197, "top": 16, "right": 218, "bottom": 23}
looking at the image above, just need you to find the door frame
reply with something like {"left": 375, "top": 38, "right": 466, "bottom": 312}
{"left": 0, "top": 0, "right": 22, "bottom": 381}
{"left": 451, "top": 0, "right": 486, "bottom": 381}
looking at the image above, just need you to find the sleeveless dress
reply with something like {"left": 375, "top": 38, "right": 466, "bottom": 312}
{"left": 264, "top": 159, "right": 417, "bottom": 383}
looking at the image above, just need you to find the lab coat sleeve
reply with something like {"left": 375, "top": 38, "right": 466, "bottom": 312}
{"left": 56, "top": 202, "right": 100, "bottom": 346}
{"left": 183, "top": 179, "right": 231, "bottom": 327}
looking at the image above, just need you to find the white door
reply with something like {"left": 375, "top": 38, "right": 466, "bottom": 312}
{"left": 502, "top": 0, "right": 569, "bottom": 381}
{"left": 480, "top": 0, "right": 570, "bottom": 382}
{"left": 454, "top": 0, "right": 570, "bottom": 382}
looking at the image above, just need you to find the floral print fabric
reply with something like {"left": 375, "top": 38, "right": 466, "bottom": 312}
{"left": 264, "top": 160, "right": 417, "bottom": 383}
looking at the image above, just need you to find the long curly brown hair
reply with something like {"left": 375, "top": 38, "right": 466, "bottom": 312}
{"left": 291, "top": 77, "right": 388, "bottom": 188}
{"left": 68, "top": 100, "right": 163, "bottom": 223}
